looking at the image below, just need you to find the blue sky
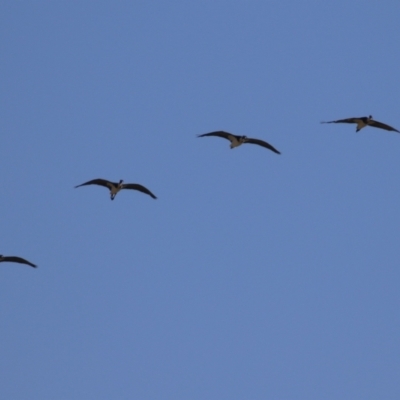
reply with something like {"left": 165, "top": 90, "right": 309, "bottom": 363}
{"left": 1, "top": 1, "right": 400, "bottom": 399}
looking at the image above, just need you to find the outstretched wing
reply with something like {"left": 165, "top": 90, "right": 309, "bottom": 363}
{"left": 2, "top": 256, "right": 37, "bottom": 268}
{"left": 321, "top": 117, "right": 361, "bottom": 125}
{"left": 74, "top": 179, "right": 114, "bottom": 189}
{"left": 244, "top": 138, "right": 281, "bottom": 154}
{"left": 369, "top": 119, "right": 400, "bottom": 133}
{"left": 197, "top": 131, "right": 238, "bottom": 142}
{"left": 121, "top": 183, "right": 157, "bottom": 199}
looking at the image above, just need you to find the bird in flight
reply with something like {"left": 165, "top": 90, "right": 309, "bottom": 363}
{"left": 75, "top": 179, "right": 157, "bottom": 200}
{"left": 0, "top": 255, "right": 37, "bottom": 268}
{"left": 321, "top": 115, "right": 400, "bottom": 133}
{"left": 197, "top": 131, "right": 281, "bottom": 154}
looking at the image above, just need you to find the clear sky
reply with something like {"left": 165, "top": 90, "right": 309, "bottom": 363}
{"left": 1, "top": 1, "right": 400, "bottom": 399}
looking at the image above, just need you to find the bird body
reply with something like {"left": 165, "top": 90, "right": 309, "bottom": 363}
{"left": 321, "top": 115, "right": 400, "bottom": 133}
{"left": 75, "top": 179, "right": 157, "bottom": 200}
{"left": 0, "top": 255, "right": 37, "bottom": 268}
{"left": 227, "top": 134, "right": 246, "bottom": 148}
{"left": 197, "top": 131, "right": 281, "bottom": 154}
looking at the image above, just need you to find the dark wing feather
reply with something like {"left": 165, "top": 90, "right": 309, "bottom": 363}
{"left": 244, "top": 138, "right": 281, "bottom": 154}
{"left": 74, "top": 179, "right": 114, "bottom": 189}
{"left": 197, "top": 131, "right": 239, "bottom": 142}
{"left": 369, "top": 119, "right": 400, "bottom": 133}
{"left": 121, "top": 183, "right": 157, "bottom": 199}
{"left": 2, "top": 256, "right": 37, "bottom": 268}
{"left": 321, "top": 118, "right": 360, "bottom": 124}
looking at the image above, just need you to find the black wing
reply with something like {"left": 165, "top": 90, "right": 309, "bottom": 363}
{"left": 197, "top": 131, "right": 239, "bottom": 142}
{"left": 121, "top": 183, "right": 157, "bottom": 199}
{"left": 1, "top": 256, "right": 37, "bottom": 268}
{"left": 244, "top": 138, "right": 281, "bottom": 154}
{"left": 321, "top": 117, "right": 361, "bottom": 125}
{"left": 369, "top": 119, "right": 400, "bottom": 133}
{"left": 74, "top": 179, "right": 114, "bottom": 189}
